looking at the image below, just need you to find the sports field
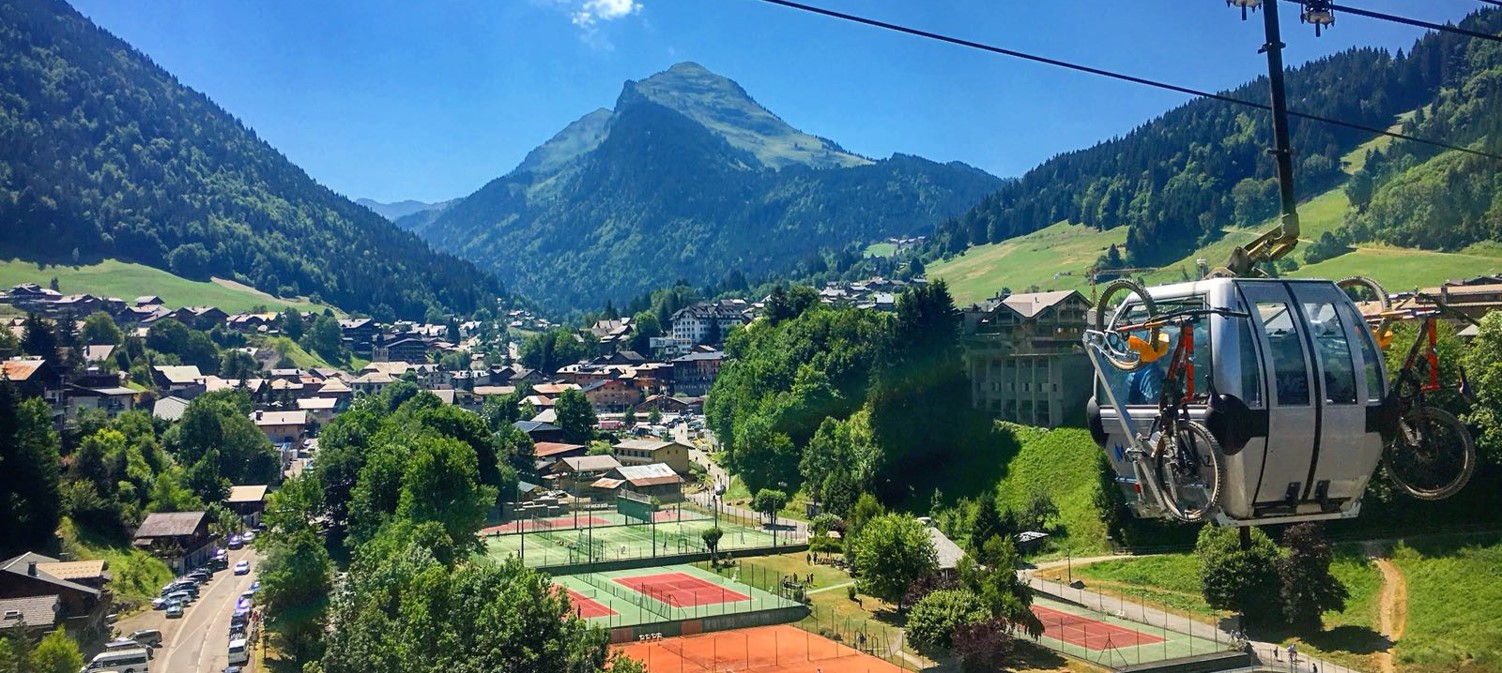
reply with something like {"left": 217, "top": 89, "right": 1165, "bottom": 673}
{"left": 485, "top": 511, "right": 787, "bottom": 568}
{"left": 551, "top": 564, "right": 800, "bottom": 628}
{"left": 1028, "top": 596, "right": 1227, "bottom": 668}
{"left": 616, "top": 624, "right": 905, "bottom": 673}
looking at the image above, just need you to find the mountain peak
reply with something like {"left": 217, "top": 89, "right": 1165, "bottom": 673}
{"left": 623, "top": 62, "right": 871, "bottom": 170}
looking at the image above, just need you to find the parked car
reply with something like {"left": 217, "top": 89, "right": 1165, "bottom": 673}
{"left": 227, "top": 534, "right": 244, "bottom": 549}
{"left": 129, "top": 629, "right": 163, "bottom": 648}
{"left": 151, "top": 597, "right": 168, "bottom": 610}
{"left": 241, "top": 531, "right": 256, "bottom": 543}
{"left": 248, "top": 580, "right": 260, "bottom": 594}
{"left": 233, "top": 560, "right": 250, "bottom": 575}
{"left": 187, "top": 570, "right": 212, "bottom": 583}
{"left": 166, "top": 590, "right": 194, "bottom": 606}
{"left": 166, "top": 602, "right": 184, "bottom": 618}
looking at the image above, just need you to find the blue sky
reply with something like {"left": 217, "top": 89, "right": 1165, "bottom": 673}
{"left": 69, "top": 0, "right": 1485, "bottom": 203}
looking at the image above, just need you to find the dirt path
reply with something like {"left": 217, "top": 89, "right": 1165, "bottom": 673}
{"left": 1375, "top": 558, "right": 1409, "bottom": 673}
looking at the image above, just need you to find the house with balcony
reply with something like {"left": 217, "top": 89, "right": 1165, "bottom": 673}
{"left": 960, "top": 290, "right": 1093, "bottom": 428}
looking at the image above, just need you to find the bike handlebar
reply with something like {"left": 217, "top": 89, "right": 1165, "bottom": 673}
{"left": 1113, "top": 307, "right": 1250, "bottom": 333}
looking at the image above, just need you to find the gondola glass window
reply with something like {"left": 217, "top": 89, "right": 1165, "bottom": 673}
{"left": 1301, "top": 300, "right": 1360, "bottom": 405}
{"left": 1101, "top": 299, "right": 1212, "bottom": 406}
{"left": 1256, "top": 300, "right": 1311, "bottom": 406}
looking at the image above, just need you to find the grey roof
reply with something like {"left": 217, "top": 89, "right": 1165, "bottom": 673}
{"left": 0, "top": 596, "right": 61, "bottom": 629}
{"left": 926, "top": 525, "right": 965, "bottom": 571}
{"left": 613, "top": 463, "right": 683, "bottom": 487}
{"left": 153, "top": 365, "right": 203, "bottom": 384}
{"left": 513, "top": 420, "right": 562, "bottom": 434}
{"left": 613, "top": 439, "right": 683, "bottom": 452}
{"left": 152, "top": 396, "right": 191, "bottom": 422}
{"left": 672, "top": 350, "right": 725, "bottom": 363}
{"left": 134, "top": 511, "right": 208, "bottom": 539}
{"left": 559, "top": 455, "right": 622, "bottom": 473}
{"left": 998, "top": 290, "right": 1087, "bottom": 318}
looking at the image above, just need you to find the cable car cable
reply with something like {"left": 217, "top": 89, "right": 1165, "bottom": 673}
{"left": 1276, "top": 0, "right": 1502, "bottom": 45}
{"left": 751, "top": 0, "right": 1502, "bottom": 162}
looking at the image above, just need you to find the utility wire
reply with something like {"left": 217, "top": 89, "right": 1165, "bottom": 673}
{"left": 752, "top": 0, "right": 1502, "bottom": 162}
{"left": 1279, "top": 0, "right": 1502, "bottom": 45}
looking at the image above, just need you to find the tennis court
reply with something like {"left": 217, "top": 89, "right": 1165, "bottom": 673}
{"left": 616, "top": 625, "right": 905, "bottom": 673}
{"left": 1028, "top": 596, "right": 1226, "bottom": 667}
{"left": 550, "top": 564, "right": 801, "bottom": 628}
{"left": 480, "top": 506, "right": 710, "bottom": 537}
{"left": 485, "top": 512, "right": 788, "bottom": 568}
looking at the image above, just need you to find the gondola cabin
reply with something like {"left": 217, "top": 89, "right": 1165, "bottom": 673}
{"left": 1088, "top": 277, "right": 1390, "bottom": 526}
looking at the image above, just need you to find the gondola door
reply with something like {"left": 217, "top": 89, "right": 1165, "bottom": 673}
{"left": 1237, "top": 282, "right": 1318, "bottom": 512}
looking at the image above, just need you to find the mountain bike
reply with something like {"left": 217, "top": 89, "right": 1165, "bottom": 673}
{"left": 1338, "top": 277, "right": 1477, "bottom": 500}
{"left": 1087, "top": 279, "right": 1239, "bottom": 522}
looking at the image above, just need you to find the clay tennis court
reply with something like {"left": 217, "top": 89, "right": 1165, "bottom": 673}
{"left": 1033, "top": 604, "right": 1164, "bottom": 651}
{"left": 616, "top": 572, "right": 750, "bottom": 608}
{"left": 560, "top": 587, "right": 618, "bottom": 619}
{"left": 616, "top": 625, "right": 904, "bottom": 673}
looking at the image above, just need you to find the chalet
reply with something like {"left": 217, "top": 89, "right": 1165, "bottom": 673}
{"left": 592, "top": 463, "right": 684, "bottom": 503}
{"left": 296, "top": 397, "right": 339, "bottom": 425}
{"left": 181, "top": 306, "right": 229, "bottom": 330}
{"left": 252, "top": 410, "right": 307, "bottom": 446}
{"left": 472, "top": 385, "right": 518, "bottom": 398}
{"left": 4, "top": 284, "right": 62, "bottom": 312}
{"left": 226, "top": 485, "right": 270, "bottom": 527}
{"left": 151, "top": 365, "right": 204, "bottom": 394}
{"left": 612, "top": 439, "right": 692, "bottom": 474}
{"left": 961, "top": 290, "right": 1093, "bottom": 428}
{"left": 152, "top": 396, "right": 191, "bottom": 422}
{"left": 133, "top": 295, "right": 164, "bottom": 307}
{"left": 671, "top": 350, "right": 725, "bottom": 397}
{"left": 1, "top": 358, "right": 64, "bottom": 408}
{"left": 372, "top": 336, "right": 432, "bottom": 364}
{"left": 81, "top": 344, "right": 117, "bottom": 364}
{"left": 548, "top": 455, "right": 622, "bottom": 494}
{"left": 64, "top": 384, "right": 137, "bottom": 417}
{"left": 532, "top": 441, "right": 588, "bottom": 471}
{"left": 0, "top": 596, "right": 61, "bottom": 634}
{"left": 339, "top": 318, "right": 379, "bottom": 354}
{"left": 53, "top": 294, "right": 102, "bottom": 316}
{"left": 119, "top": 304, "right": 171, "bottom": 325}
{"left": 513, "top": 420, "right": 565, "bottom": 444}
{"left": 226, "top": 312, "right": 279, "bottom": 332}
{"left": 580, "top": 378, "right": 640, "bottom": 413}
{"left": 634, "top": 394, "right": 698, "bottom": 415}
{"left": 350, "top": 371, "right": 393, "bottom": 397}
{"left": 589, "top": 318, "right": 634, "bottom": 352}
{"left": 0, "top": 553, "right": 109, "bottom": 636}
{"left": 530, "top": 408, "right": 558, "bottom": 424}
{"left": 133, "top": 511, "right": 214, "bottom": 574}
{"left": 429, "top": 389, "right": 483, "bottom": 412}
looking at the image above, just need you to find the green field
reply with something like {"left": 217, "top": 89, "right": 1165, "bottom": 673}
{"left": 928, "top": 222, "right": 1124, "bottom": 305}
{"left": 992, "top": 425, "right": 1112, "bottom": 556}
{"left": 863, "top": 242, "right": 897, "bottom": 258}
{"left": 0, "top": 257, "right": 329, "bottom": 314}
{"left": 1290, "top": 247, "right": 1502, "bottom": 292}
{"left": 1390, "top": 537, "right": 1502, "bottom": 673}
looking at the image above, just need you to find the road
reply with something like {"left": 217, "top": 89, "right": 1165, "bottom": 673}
{"left": 683, "top": 435, "right": 808, "bottom": 539}
{"left": 156, "top": 546, "right": 260, "bottom": 673}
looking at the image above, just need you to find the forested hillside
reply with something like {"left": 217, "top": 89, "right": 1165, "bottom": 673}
{"left": 418, "top": 62, "right": 1000, "bottom": 312}
{"left": 0, "top": 0, "right": 503, "bottom": 320}
{"left": 923, "top": 9, "right": 1502, "bottom": 269}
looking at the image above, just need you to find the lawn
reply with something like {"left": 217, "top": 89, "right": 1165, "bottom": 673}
{"left": 990, "top": 425, "right": 1113, "bottom": 556}
{"left": 927, "top": 222, "right": 1125, "bottom": 305}
{"left": 0, "top": 257, "right": 329, "bottom": 314}
{"left": 1290, "top": 246, "right": 1501, "bottom": 292}
{"left": 1040, "top": 553, "right": 1219, "bottom": 619}
{"left": 1389, "top": 536, "right": 1502, "bottom": 673}
{"left": 58, "top": 517, "right": 174, "bottom": 609}
{"left": 864, "top": 242, "right": 897, "bottom": 258}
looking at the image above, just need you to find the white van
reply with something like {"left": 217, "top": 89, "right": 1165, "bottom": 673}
{"left": 88, "top": 647, "right": 151, "bottom": 672}
{"left": 227, "top": 637, "right": 249, "bottom": 665}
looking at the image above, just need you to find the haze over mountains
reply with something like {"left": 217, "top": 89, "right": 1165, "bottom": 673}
{"left": 356, "top": 198, "right": 453, "bottom": 224}
{"left": 411, "top": 62, "right": 1001, "bottom": 311}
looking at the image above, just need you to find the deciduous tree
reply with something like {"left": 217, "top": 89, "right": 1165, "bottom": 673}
{"left": 850, "top": 513, "right": 937, "bottom": 608}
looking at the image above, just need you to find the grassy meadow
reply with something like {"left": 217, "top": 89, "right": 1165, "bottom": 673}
{"left": 0, "top": 257, "right": 329, "bottom": 314}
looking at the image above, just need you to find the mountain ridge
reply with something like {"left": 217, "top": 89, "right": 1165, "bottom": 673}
{"left": 417, "top": 61, "right": 998, "bottom": 312}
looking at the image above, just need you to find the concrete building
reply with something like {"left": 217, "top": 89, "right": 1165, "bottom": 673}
{"left": 612, "top": 439, "right": 692, "bottom": 474}
{"left": 960, "top": 290, "right": 1093, "bottom": 428}
{"left": 670, "top": 301, "right": 748, "bottom": 350}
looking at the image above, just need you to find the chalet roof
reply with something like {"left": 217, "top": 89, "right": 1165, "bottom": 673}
{"left": 296, "top": 397, "right": 338, "bottom": 411}
{"left": 252, "top": 410, "right": 307, "bottom": 426}
{"left": 994, "top": 290, "right": 1088, "bottom": 319}
{"left": 472, "top": 385, "right": 517, "bottom": 397}
{"left": 533, "top": 441, "right": 586, "bottom": 458}
{"left": 153, "top": 365, "right": 203, "bottom": 384}
{"left": 227, "top": 485, "right": 269, "bottom": 504}
{"left": 152, "top": 396, "right": 191, "bottom": 422}
{"left": 1, "top": 358, "right": 47, "bottom": 382}
{"left": 613, "top": 439, "right": 681, "bottom": 453}
{"left": 82, "top": 344, "right": 117, "bottom": 363}
{"left": 558, "top": 455, "right": 621, "bottom": 473}
{"left": 33, "top": 560, "right": 108, "bottom": 582}
{"left": 590, "top": 478, "right": 625, "bottom": 490}
{"left": 926, "top": 525, "right": 965, "bottom": 570}
{"left": 513, "top": 420, "right": 561, "bottom": 434}
{"left": 614, "top": 463, "right": 683, "bottom": 487}
{"left": 532, "top": 382, "right": 580, "bottom": 395}
{"left": 530, "top": 408, "right": 558, "bottom": 424}
{"left": 319, "top": 379, "right": 352, "bottom": 394}
{"left": 672, "top": 350, "right": 725, "bottom": 363}
{"left": 134, "top": 511, "right": 209, "bottom": 539}
{"left": 0, "top": 553, "right": 99, "bottom": 598}
{"left": 0, "top": 596, "right": 60, "bottom": 630}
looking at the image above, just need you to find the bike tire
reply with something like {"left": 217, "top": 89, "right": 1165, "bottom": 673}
{"left": 1154, "top": 420, "right": 1226, "bottom": 522}
{"left": 1094, "top": 278, "right": 1160, "bottom": 372}
{"left": 1384, "top": 406, "right": 1475, "bottom": 501}
{"left": 1336, "top": 276, "right": 1390, "bottom": 311}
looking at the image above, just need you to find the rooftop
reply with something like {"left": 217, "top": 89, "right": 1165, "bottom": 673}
{"left": 0, "top": 596, "right": 60, "bottom": 630}
{"left": 252, "top": 410, "right": 307, "bottom": 426}
{"left": 134, "top": 511, "right": 209, "bottom": 539}
{"left": 533, "top": 441, "right": 586, "bottom": 458}
{"left": 559, "top": 455, "right": 622, "bottom": 472}
{"left": 227, "top": 485, "right": 270, "bottom": 504}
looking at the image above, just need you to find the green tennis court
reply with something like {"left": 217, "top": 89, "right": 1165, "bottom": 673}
{"left": 485, "top": 513, "right": 791, "bottom": 568}
{"left": 1028, "top": 596, "right": 1232, "bottom": 667}
{"left": 551, "top": 563, "right": 801, "bottom": 628}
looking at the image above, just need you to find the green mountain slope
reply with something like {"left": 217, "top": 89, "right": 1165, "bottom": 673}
{"left": 0, "top": 0, "right": 502, "bottom": 320}
{"left": 0, "top": 258, "right": 328, "bottom": 314}
{"left": 924, "top": 9, "right": 1502, "bottom": 272}
{"left": 419, "top": 62, "right": 1001, "bottom": 312}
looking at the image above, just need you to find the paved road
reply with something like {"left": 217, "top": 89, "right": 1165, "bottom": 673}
{"left": 157, "top": 546, "right": 260, "bottom": 673}
{"left": 684, "top": 443, "right": 808, "bottom": 539}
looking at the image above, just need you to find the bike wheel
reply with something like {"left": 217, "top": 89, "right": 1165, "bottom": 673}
{"left": 1154, "top": 420, "right": 1226, "bottom": 522}
{"left": 1336, "top": 276, "right": 1390, "bottom": 310}
{"left": 1384, "top": 406, "right": 1475, "bottom": 500}
{"left": 1094, "top": 278, "right": 1160, "bottom": 372}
